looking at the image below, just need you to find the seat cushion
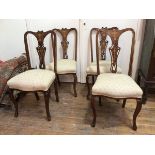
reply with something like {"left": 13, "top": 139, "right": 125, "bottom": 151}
{"left": 86, "top": 60, "right": 122, "bottom": 75}
{"left": 46, "top": 59, "right": 76, "bottom": 74}
{"left": 7, "top": 69, "right": 55, "bottom": 91}
{"left": 92, "top": 73, "right": 143, "bottom": 98}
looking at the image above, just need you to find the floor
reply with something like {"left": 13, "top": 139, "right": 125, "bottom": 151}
{"left": 0, "top": 83, "right": 155, "bottom": 135}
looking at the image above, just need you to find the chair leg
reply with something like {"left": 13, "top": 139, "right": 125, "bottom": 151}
{"left": 92, "top": 75, "right": 95, "bottom": 84}
{"left": 91, "top": 95, "right": 96, "bottom": 127}
{"left": 73, "top": 74, "right": 77, "bottom": 97}
{"left": 34, "top": 92, "right": 40, "bottom": 101}
{"left": 133, "top": 99, "right": 142, "bottom": 131}
{"left": 122, "top": 99, "right": 127, "bottom": 108}
{"left": 99, "top": 96, "right": 102, "bottom": 106}
{"left": 136, "top": 70, "right": 141, "bottom": 86}
{"left": 54, "top": 79, "right": 59, "bottom": 102}
{"left": 56, "top": 74, "right": 61, "bottom": 86}
{"left": 86, "top": 75, "right": 90, "bottom": 100}
{"left": 43, "top": 90, "right": 51, "bottom": 121}
{"left": 9, "top": 89, "right": 18, "bottom": 117}
{"left": 142, "top": 83, "right": 148, "bottom": 104}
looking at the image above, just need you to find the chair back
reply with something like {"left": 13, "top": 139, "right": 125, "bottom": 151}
{"left": 24, "top": 30, "right": 57, "bottom": 71}
{"left": 96, "top": 27, "right": 135, "bottom": 76}
{"left": 53, "top": 28, "right": 77, "bottom": 60}
{"left": 90, "top": 27, "right": 108, "bottom": 62}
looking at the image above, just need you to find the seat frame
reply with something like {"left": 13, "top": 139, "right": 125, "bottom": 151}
{"left": 52, "top": 28, "right": 78, "bottom": 97}
{"left": 90, "top": 27, "right": 144, "bottom": 130}
{"left": 8, "top": 30, "right": 59, "bottom": 121}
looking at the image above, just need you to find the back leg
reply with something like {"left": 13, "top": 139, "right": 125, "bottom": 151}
{"left": 9, "top": 89, "right": 18, "bottom": 117}
{"left": 122, "top": 99, "right": 127, "bottom": 108}
{"left": 34, "top": 92, "right": 40, "bottom": 101}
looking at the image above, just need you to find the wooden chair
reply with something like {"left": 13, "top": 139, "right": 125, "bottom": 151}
{"left": 90, "top": 27, "right": 143, "bottom": 130}
{"left": 86, "top": 27, "right": 122, "bottom": 100}
{"left": 7, "top": 30, "right": 59, "bottom": 121}
{"left": 47, "top": 28, "right": 78, "bottom": 97}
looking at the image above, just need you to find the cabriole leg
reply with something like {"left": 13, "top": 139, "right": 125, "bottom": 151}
{"left": 133, "top": 99, "right": 142, "bottom": 131}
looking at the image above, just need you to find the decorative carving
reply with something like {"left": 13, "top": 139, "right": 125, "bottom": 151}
{"left": 53, "top": 28, "right": 77, "bottom": 60}
{"left": 99, "top": 27, "right": 108, "bottom": 60}
{"left": 107, "top": 27, "right": 121, "bottom": 73}
{"left": 35, "top": 31, "right": 46, "bottom": 69}
{"left": 24, "top": 30, "right": 56, "bottom": 69}
{"left": 90, "top": 27, "right": 108, "bottom": 62}
{"left": 106, "top": 27, "right": 135, "bottom": 75}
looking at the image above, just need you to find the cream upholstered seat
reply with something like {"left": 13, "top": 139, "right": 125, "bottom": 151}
{"left": 86, "top": 60, "right": 122, "bottom": 75}
{"left": 46, "top": 59, "right": 76, "bottom": 74}
{"left": 92, "top": 73, "right": 143, "bottom": 98}
{"left": 7, "top": 69, "right": 55, "bottom": 91}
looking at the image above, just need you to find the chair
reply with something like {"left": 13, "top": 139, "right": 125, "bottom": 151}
{"left": 90, "top": 27, "right": 143, "bottom": 130}
{"left": 86, "top": 27, "right": 122, "bottom": 100}
{"left": 7, "top": 30, "right": 59, "bottom": 121}
{"left": 47, "top": 28, "right": 78, "bottom": 97}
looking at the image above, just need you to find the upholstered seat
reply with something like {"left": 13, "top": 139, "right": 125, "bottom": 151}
{"left": 7, "top": 69, "right": 55, "bottom": 91}
{"left": 92, "top": 73, "right": 143, "bottom": 98}
{"left": 46, "top": 59, "right": 76, "bottom": 74}
{"left": 86, "top": 60, "right": 122, "bottom": 75}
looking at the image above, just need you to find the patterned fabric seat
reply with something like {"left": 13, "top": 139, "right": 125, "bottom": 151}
{"left": 7, "top": 69, "right": 55, "bottom": 91}
{"left": 92, "top": 73, "right": 143, "bottom": 98}
{"left": 46, "top": 59, "right": 76, "bottom": 74}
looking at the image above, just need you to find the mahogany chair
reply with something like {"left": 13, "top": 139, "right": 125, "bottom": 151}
{"left": 86, "top": 27, "right": 122, "bottom": 100}
{"left": 47, "top": 28, "right": 78, "bottom": 97}
{"left": 90, "top": 27, "right": 143, "bottom": 130}
{"left": 7, "top": 30, "right": 59, "bottom": 121}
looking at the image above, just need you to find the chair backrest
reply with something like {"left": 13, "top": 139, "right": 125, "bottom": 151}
{"left": 24, "top": 30, "right": 56, "bottom": 71}
{"left": 53, "top": 28, "right": 78, "bottom": 60}
{"left": 90, "top": 27, "right": 108, "bottom": 62}
{"left": 96, "top": 27, "right": 135, "bottom": 76}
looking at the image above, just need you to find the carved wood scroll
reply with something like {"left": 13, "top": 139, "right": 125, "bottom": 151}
{"left": 107, "top": 27, "right": 135, "bottom": 75}
{"left": 24, "top": 30, "right": 56, "bottom": 70}
{"left": 53, "top": 28, "right": 77, "bottom": 60}
{"left": 90, "top": 27, "right": 108, "bottom": 62}
{"left": 96, "top": 27, "right": 135, "bottom": 76}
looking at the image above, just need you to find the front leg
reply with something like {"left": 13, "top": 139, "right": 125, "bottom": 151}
{"left": 133, "top": 99, "right": 142, "bottom": 131}
{"left": 44, "top": 90, "right": 51, "bottom": 121}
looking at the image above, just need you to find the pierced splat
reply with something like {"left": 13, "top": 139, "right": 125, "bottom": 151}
{"left": 53, "top": 28, "right": 77, "bottom": 60}
{"left": 35, "top": 31, "right": 46, "bottom": 69}
{"left": 90, "top": 27, "right": 108, "bottom": 62}
{"left": 24, "top": 30, "right": 56, "bottom": 69}
{"left": 106, "top": 27, "right": 135, "bottom": 75}
{"left": 99, "top": 27, "right": 108, "bottom": 60}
